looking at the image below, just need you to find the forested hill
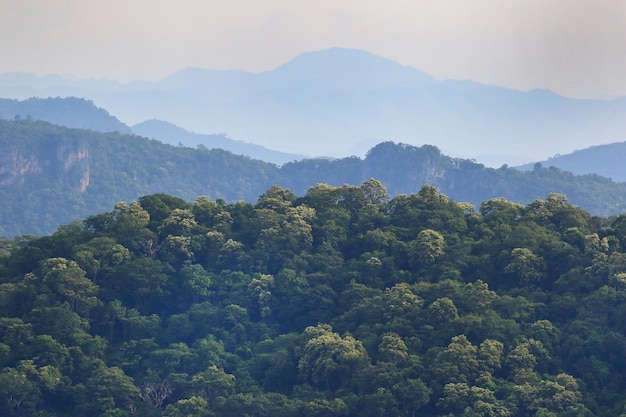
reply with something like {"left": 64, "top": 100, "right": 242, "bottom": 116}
{"left": 131, "top": 119, "right": 305, "bottom": 165}
{"left": 518, "top": 141, "right": 626, "bottom": 183}
{"left": 0, "top": 97, "right": 132, "bottom": 134}
{"left": 0, "top": 183, "right": 625, "bottom": 416}
{"left": 0, "top": 118, "right": 279, "bottom": 237}
{"left": 281, "top": 142, "right": 626, "bottom": 216}
{"left": 2, "top": 118, "right": 626, "bottom": 236}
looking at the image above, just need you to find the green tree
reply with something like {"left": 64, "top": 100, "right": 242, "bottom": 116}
{"left": 298, "top": 324, "right": 370, "bottom": 390}
{"left": 72, "top": 237, "right": 130, "bottom": 282}
{"left": 0, "top": 363, "right": 42, "bottom": 415}
{"left": 432, "top": 335, "right": 481, "bottom": 385}
{"left": 191, "top": 365, "right": 236, "bottom": 406}
{"left": 79, "top": 366, "right": 140, "bottom": 415}
{"left": 505, "top": 248, "right": 547, "bottom": 286}
{"left": 410, "top": 229, "right": 445, "bottom": 267}
{"left": 40, "top": 257, "right": 98, "bottom": 314}
{"left": 378, "top": 333, "right": 408, "bottom": 363}
{"left": 163, "top": 396, "right": 209, "bottom": 417}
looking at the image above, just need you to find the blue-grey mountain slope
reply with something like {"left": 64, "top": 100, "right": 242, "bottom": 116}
{"left": 517, "top": 139, "right": 626, "bottom": 182}
{"left": 0, "top": 97, "right": 132, "bottom": 133}
{"left": 132, "top": 119, "right": 305, "bottom": 165}
{"left": 1, "top": 48, "right": 625, "bottom": 166}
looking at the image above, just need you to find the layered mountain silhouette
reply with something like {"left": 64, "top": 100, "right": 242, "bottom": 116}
{"left": 0, "top": 97, "right": 300, "bottom": 165}
{"left": 0, "top": 97, "right": 131, "bottom": 134}
{"left": 2, "top": 47, "right": 625, "bottom": 166}
{"left": 519, "top": 141, "right": 626, "bottom": 183}
{"left": 131, "top": 119, "right": 304, "bottom": 165}
{"left": 2, "top": 118, "right": 626, "bottom": 237}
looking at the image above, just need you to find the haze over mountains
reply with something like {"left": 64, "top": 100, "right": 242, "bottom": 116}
{"left": 0, "top": 97, "right": 131, "bottom": 134}
{"left": 517, "top": 141, "right": 626, "bottom": 183}
{"left": 2, "top": 47, "right": 625, "bottom": 167}
{"left": 132, "top": 119, "right": 304, "bottom": 165}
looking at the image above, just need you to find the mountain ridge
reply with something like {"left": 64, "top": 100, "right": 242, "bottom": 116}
{"left": 518, "top": 141, "right": 626, "bottom": 182}
{"left": 131, "top": 119, "right": 305, "bottom": 165}
{"left": 0, "top": 96, "right": 132, "bottom": 134}
{"left": 2, "top": 119, "right": 626, "bottom": 237}
{"left": 0, "top": 97, "right": 306, "bottom": 166}
{"left": 2, "top": 47, "right": 625, "bottom": 166}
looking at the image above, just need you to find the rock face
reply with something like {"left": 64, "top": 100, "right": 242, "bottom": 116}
{"left": 0, "top": 126, "right": 90, "bottom": 192}
{"left": 0, "top": 150, "right": 42, "bottom": 186}
{"left": 58, "top": 141, "right": 90, "bottom": 192}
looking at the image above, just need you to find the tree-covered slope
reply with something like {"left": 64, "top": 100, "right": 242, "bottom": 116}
{"left": 0, "top": 97, "right": 132, "bottom": 134}
{"left": 281, "top": 142, "right": 626, "bottom": 217}
{"left": 0, "top": 183, "right": 625, "bottom": 416}
{"left": 0, "top": 118, "right": 281, "bottom": 237}
{"left": 2, "top": 118, "right": 626, "bottom": 237}
{"left": 518, "top": 141, "right": 626, "bottom": 183}
{"left": 131, "top": 119, "right": 305, "bottom": 165}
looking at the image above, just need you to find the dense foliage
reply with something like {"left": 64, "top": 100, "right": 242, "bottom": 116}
{"left": 1, "top": 181, "right": 625, "bottom": 416}
{"left": 3, "top": 118, "right": 626, "bottom": 237}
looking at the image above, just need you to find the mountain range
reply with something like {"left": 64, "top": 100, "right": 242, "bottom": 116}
{"left": 517, "top": 141, "right": 626, "bottom": 182}
{"left": 2, "top": 117, "right": 626, "bottom": 237}
{"left": 2, "top": 47, "right": 625, "bottom": 166}
{"left": 0, "top": 97, "right": 301, "bottom": 165}
{"left": 131, "top": 119, "right": 304, "bottom": 165}
{"left": 0, "top": 97, "right": 131, "bottom": 134}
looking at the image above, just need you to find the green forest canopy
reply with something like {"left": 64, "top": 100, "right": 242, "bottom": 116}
{"left": 0, "top": 180, "right": 625, "bottom": 416}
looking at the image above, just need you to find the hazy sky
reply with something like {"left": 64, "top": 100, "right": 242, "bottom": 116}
{"left": 2, "top": 0, "right": 625, "bottom": 98}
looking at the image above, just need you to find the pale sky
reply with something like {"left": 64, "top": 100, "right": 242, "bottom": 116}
{"left": 1, "top": 0, "right": 625, "bottom": 98}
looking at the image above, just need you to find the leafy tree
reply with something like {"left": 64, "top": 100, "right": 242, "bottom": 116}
{"left": 0, "top": 362, "right": 42, "bottom": 415}
{"left": 505, "top": 248, "right": 547, "bottom": 286}
{"left": 298, "top": 324, "right": 370, "bottom": 390}
{"left": 410, "top": 229, "right": 446, "bottom": 267}
{"left": 40, "top": 257, "right": 98, "bottom": 314}
{"left": 163, "top": 396, "right": 209, "bottom": 417}
{"left": 191, "top": 365, "right": 236, "bottom": 406}
{"left": 78, "top": 366, "right": 140, "bottom": 415}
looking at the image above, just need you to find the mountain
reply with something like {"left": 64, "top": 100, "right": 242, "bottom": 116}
{"left": 0, "top": 97, "right": 302, "bottom": 165}
{"left": 2, "top": 48, "right": 625, "bottom": 166}
{"left": 518, "top": 141, "right": 626, "bottom": 182}
{"left": 0, "top": 118, "right": 280, "bottom": 237}
{"left": 2, "top": 119, "right": 626, "bottom": 237}
{"left": 132, "top": 119, "right": 305, "bottom": 165}
{"left": 0, "top": 96, "right": 132, "bottom": 133}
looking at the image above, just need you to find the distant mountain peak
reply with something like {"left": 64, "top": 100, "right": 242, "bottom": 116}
{"left": 268, "top": 47, "right": 435, "bottom": 88}
{"left": 277, "top": 47, "right": 399, "bottom": 68}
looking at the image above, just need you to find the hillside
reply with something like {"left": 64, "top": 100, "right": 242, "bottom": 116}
{"left": 518, "top": 141, "right": 626, "bottom": 183}
{"left": 3, "top": 119, "right": 626, "bottom": 237}
{"left": 0, "top": 97, "right": 132, "bottom": 134}
{"left": 2, "top": 48, "right": 626, "bottom": 166}
{"left": 0, "top": 183, "right": 624, "bottom": 416}
{"left": 0, "top": 97, "right": 305, "bottom": 166}
{"left": 0, "top": 118, "right": 281, "bottom": 237}
{"left": 132, "top": 119, "right": 304, "bottom": 165}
